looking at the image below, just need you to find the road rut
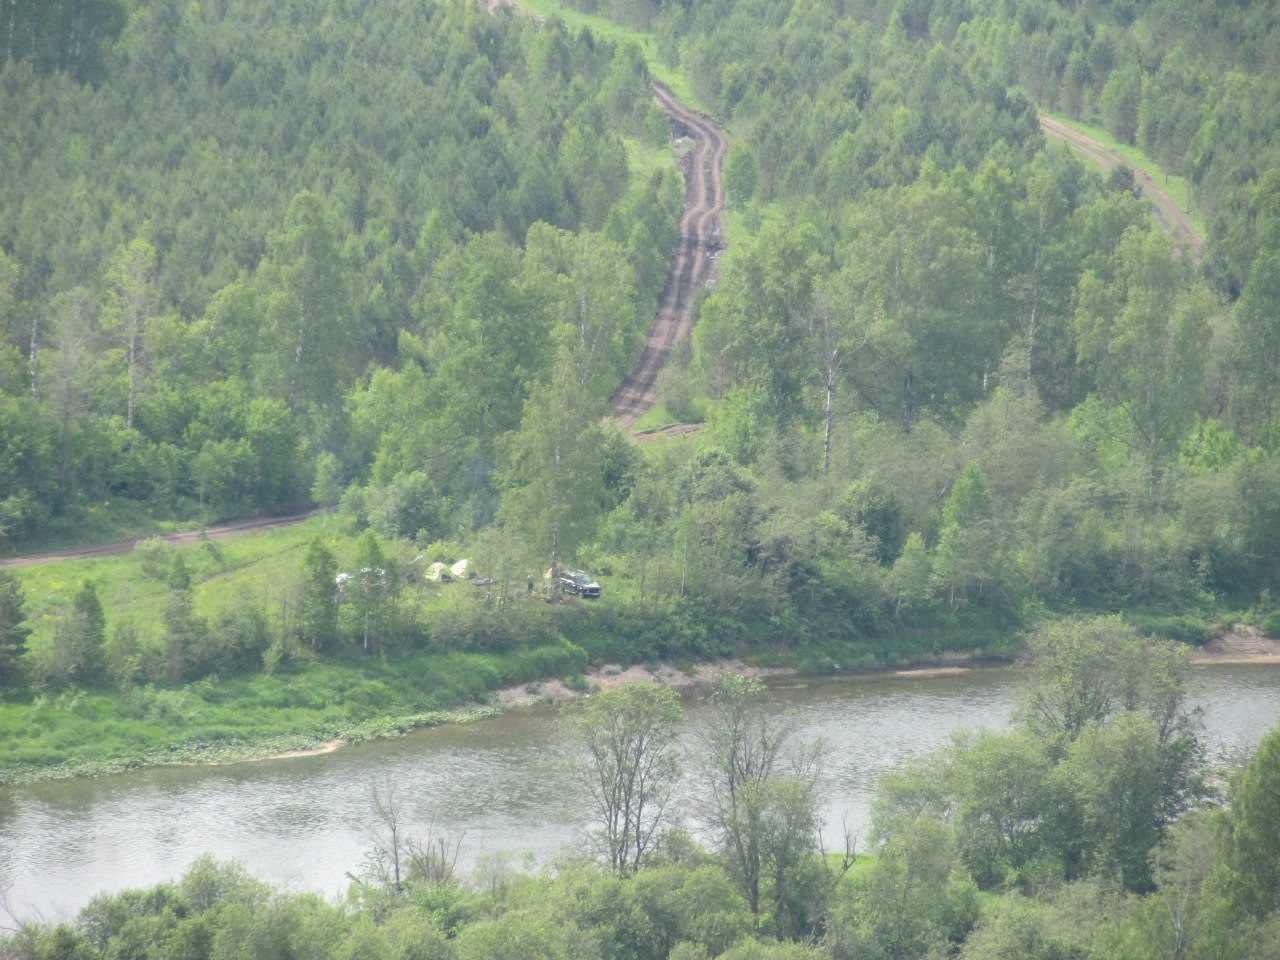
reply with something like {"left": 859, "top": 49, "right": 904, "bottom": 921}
{"left": 610, "top": 83, "right": 726, "bottom": 430}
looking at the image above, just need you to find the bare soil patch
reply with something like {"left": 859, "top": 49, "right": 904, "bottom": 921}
{"left": 632, "top": 421, "right": 705, "bottom": 443}
{"left": 239, "top": 740, "right": 346, "bottom": 763}
{"left": 610, "top": 84, "right": 726, "bottom": 431}
{"left": 494, "top": 659, "right": 794, "bottom": 709}
{"left": 1194, "top": 624, "right": 1280, "bottom": 664}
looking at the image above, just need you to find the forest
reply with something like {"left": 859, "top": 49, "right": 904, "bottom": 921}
{"left": 3, "top": 0, "right": 1280, "bottom": 956}
{"left": 8, "top": 624, "right": 1280, "bottom": 960}
{"left": 4, "top": 0, "right": 1280, "bottom": 698}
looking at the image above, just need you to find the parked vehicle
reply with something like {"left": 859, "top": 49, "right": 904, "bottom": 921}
{"left": 558, "top": 569, "right": 601, "bottom": 598}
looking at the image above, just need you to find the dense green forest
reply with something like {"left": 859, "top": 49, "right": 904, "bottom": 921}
{"left": 4, "top": 2, "right": 1280, "bottom": 952}
{"left": 8, "top": 629, "right": 1280, "bottom": 960}
{"left": 5, "top": 0, "right": 1280, "bottom": 702}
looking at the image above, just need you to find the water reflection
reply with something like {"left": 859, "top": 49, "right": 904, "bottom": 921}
{"left": 2, "top": 663, "right": 1278, "bottom": 920}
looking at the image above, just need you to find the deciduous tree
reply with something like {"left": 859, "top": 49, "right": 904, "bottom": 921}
{"left": 567, "top": 684, "right": 682, "bottom": 876}
{"left": 697, "top": 674, "right": 822, "bottom": 929}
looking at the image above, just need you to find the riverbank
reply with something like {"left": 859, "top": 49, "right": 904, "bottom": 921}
{"left": 6, "top": 625, "right": 1275, "bottom": 782}
{"left": 12, "top": 653, "right": 1280, "bottom": 924}
{"left": 1191, "top": 624, "right": 1280, "bottom": 664}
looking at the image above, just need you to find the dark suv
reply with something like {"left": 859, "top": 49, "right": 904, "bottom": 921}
{"left": 558, "top": 569, "right": 601, "bottom": 598}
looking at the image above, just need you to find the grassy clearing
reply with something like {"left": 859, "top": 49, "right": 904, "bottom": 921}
{"left": 1041, "top": 111, "right": 1206, "bottom": 237}
{"left": 14, "top": 516, "right": 335, "bottom": 646}
{"left": 629, "top": 398, "right": 710, "bottom": 433}
{"left": 3, "top": 503, "right": 1019, "bottom": 784}
{"left": 623, "top": 136, "right": 674, "bottom": 178}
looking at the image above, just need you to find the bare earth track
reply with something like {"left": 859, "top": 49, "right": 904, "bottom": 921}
{"left": 0, "top": 509, "right": 320, "bottom": 569}
{"left": 0, "top": 78, "right": 724, "bottom": 566}
{"left": 1039, "top": 115, "right": 1204, "bottom": 261}
{"left": 610, "top": 82, "right": 726, "bottom": 431}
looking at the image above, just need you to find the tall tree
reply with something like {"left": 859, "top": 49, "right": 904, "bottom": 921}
{"left": 499, "top": 349, "right": 612, "bottom": 571}
{"left": 1075, "top": 228, "right": 1212, "bottom": 494}
{"left": 933, "top": 461, "right": 1000, "bottom": 610}
{"left": 697, "top": 675, "right": 821, "bottom": 929}
{"left": 47, "top": 286, "right": 98, "bottom": 499}
{"left": 0, "top": 570, "right": 30, "bottom": 688}
{"left": 258, "top": 191, "right": 355, "bottom": 431}
{"left": 100, "top": 236, "right": 157, "bottom": 429}
{"left": 1222, "top": 724, "right": 1280, "bottom": 919}
{"left": 803, "top": 271, "right": 880, "bottom": 477}
{"left": 162, "top": 553, "right": 208, "bottom": 685}
{"left": 351, "top": 530, "right": 397, "bottom": 655}
{"left": 567, "top": 684, "right": 682, "bottom": 876}
{"left": 44, "top": 579, "right": 106, "bottom": 688}
{"left": 297, "top": 537, "right": 338, "bottom": 653}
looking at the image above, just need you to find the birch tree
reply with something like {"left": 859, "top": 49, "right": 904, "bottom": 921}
{"left": 567, "top": 684, "right": 682, "bottom": 876}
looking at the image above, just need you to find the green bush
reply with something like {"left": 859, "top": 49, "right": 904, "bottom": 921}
{"left": 1127, "top": 612, "right": 1216, "bottom": 646}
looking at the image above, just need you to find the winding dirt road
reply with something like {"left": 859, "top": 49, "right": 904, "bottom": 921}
{"left": 0, "top": 509, "right": 320, "bottom": 569}
{"left": 1039, "top": 115, "right": 1204, "bottom": 260}
{"left": 610, "top": 82, "right": 726, "bottom": 430}
{"left": 4, "top": 75, "right": 725, "bottom": 564}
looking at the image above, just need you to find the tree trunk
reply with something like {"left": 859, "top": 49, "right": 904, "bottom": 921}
{"left": 29, "top": 312, "right": 39, "bottom": 403}
{"left": 823, "top": 377, "right": 834, "bottom": 477}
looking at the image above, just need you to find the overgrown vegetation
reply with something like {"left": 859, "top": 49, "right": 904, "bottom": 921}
{"left": 8, "top": 642, "right": 1280, "bottom": 960}
{"left": 3, "top": 0, "right": 1280, "bottom": 785}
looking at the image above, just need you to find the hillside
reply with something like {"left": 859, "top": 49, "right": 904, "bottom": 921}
{"left": 1, "top": 0, "right": 1280, "bottom": 778}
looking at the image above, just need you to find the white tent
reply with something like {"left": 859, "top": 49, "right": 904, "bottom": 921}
{"left": 424, "top": 561, "right": 452, "bottom": 582}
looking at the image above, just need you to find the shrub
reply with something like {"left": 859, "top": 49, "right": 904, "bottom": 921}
{"left": 133, "top": 537, "right": 174, "bottom": 581}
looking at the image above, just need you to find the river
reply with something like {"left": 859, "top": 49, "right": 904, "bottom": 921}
{"left": 3, "top": 663, "right": 1279, "bottom": 921}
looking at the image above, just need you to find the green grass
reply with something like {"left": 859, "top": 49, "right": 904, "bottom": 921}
{"left": 0, "top": 645, "right": 587, "bottom": 784}
{"left": 0, "top": 500, "right": 175, "bottom": 558}
{"left": 1040, "top": 110, "right": 1206, "bottom": 238}
{"left": 623, "top": 136, "right": 673, "bottom": 178}
{"left": 629, "top": 397, "right": 709, "bottom": 434}
{"left": 13, "top": 515, "right": 335, "bottom": 646}
{"left": 4, "top": 505, "right": 1024, "bottom": 783}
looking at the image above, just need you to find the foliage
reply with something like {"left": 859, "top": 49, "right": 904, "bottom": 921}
{"left": 696, "top": 675, "right": 824, "bottom": 936}
{"left": 0, "top": 570, "right": 30, "bottom": 687}
{"left": 565, "top": 683, "right": 683, "bottom": 876}
{"left": 873, "top": 616, "right": 1205, "bottom": 894}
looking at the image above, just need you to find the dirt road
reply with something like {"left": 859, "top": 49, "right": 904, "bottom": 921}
{"left": 1039, "top": 115, "right": 1204, "bottom": 260}
{"left": 609, "top": 82, "right": 726, "bottom": 430}
{"left": 0, "top": 508, "right": 320, "bottom": 569}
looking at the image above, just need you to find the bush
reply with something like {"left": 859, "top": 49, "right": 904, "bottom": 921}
{"left": 499, "top": 640, "right": 589, "bottom": 686}
{"left": 1127, "top": 612, "right": 1216, "bottom": 646}
{"left": 1262, "top": 611, "right": 1280, "bottom": 638}
{"left": 133, "top": 537, "right": 174, "bottom": 581}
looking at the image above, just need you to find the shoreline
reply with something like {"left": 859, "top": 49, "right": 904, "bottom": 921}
{"left": 245, "top": 635, "right": 1280, "bottom": 764}
{"left": 10, "top": 630, "right": 1279, "bottom": 779}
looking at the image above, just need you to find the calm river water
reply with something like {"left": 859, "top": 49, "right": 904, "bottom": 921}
{"left": 3, "top": 663, "right": 1279, "bottom": 920}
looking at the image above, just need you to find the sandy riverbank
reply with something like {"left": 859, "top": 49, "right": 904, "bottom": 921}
{"left": 247, "top": 626, "right": 1280, "bottom": 763}
{"left": 1191, "top": 624, "right": 1280, "bottom": 665}
{"left": 492, "top": 659, "right": 801, "bottom": 709}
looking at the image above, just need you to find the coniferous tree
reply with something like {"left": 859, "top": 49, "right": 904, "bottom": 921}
{"left": 298, "top": 538, "right": 338, "bottom": 653}
{"left": 0, "top": 570, "right": 30, "bottom": 688}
